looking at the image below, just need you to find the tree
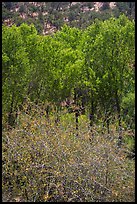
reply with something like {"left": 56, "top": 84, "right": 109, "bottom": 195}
{"left": 2, "top": 25, "right": 30, "bottom": 127}
{"left": 2, "top": 16, "right": 134, "bottom": 136}
{"left": 54, "top": 25, "right": 84, "bottom": 130}
{"left": 116, "top": 2, "right": 135, "bottom": 19}
{"left": 79, "top": 15, "right": 135, "bottom": 142}
{"left": 19, "top": 4, "right": 26, "bottom": 13}
{"left": 3, "top": 2, "right": 14, "bottom": 10}
{"left": 100, "top": 2, "right": 110, "bottom": 11}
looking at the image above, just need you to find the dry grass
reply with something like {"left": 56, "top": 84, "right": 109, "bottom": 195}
{"left": 2, "top": 105, "right": 135, "bottom": 202}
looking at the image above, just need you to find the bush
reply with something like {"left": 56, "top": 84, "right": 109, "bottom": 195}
{"left": 2, "top": 105, "right": 135, "bottom": 202}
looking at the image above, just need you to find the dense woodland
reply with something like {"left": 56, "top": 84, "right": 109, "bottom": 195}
{"left": 2, "top": 4, "right": 135, "bottom": 202}
{"left": 2, "top": 14, "right": 135, "bottom": 136}
{"left": 2, "top": 2, "right": 135, "bottom": 34}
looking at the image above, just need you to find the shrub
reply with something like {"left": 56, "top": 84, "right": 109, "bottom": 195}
{"left": 2, "top": 105, "right": 135, "bottom": 202}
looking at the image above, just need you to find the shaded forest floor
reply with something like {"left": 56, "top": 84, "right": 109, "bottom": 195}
{"left": 2, "top": 107, "right": 135, "bottom": 202}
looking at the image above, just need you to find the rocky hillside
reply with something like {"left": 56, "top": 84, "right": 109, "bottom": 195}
{"left": 2, "top": 2, "right": 135, "bottom": 34}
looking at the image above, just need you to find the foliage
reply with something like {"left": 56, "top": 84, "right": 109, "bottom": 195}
{"left": 2, "top": 15, "right": 135, "bottom": 202}
{"left": 2, "top": 24, "right": 31, "bottom": 126}
{"left": 116, "top": 2, "right": 135, "bottom": 19}
{"left": 2, "top": 2, "right": 135, "bottom": 34}
{"left": 121, "top": 92, "right": 135, "bottom": 129}
{"left": 2, "top": 14, "right": 134, "bottom": 129}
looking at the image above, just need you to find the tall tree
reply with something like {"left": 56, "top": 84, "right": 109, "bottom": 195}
{"left": 2, "top": 25, "right": 30, "bottom": 127}
{"left": 79, "top": 15, "right": 135, "bottom": 142}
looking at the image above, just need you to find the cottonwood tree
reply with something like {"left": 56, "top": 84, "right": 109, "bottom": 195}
{"left": 2, "top": 15, "right": 134, "bottom": 136}
{"left": 79, "top": 15, "right": 135, "bottom": 144}
{"left": 54, "top": 25, "right": 83, "bottom": 130}
{"left": 2, "top": 25, "right": 30, "bottom": 127}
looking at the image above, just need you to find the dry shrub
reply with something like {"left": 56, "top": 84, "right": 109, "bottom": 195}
{"left": 2, "top": 105, "right": 135, "bottom": 202}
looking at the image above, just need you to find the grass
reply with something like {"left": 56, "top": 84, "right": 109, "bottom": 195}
{"left": 2, "top": 105, "right": 135, "bottom": 202}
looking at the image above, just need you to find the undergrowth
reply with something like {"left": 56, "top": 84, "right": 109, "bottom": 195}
{"left": 2, "top": 105, "right": 135, "bottom": 202}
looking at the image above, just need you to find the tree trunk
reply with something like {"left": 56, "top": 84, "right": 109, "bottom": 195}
{"left": 115, "top": 90, "right": 122, "bottom": 147}
{"left": 89, "top": 95, "right": 94, "bottom": 143}
{"left": 106, "top": 118, "right": 110, "bottom": 134}
{"left": 74, "top": 88, "right": 79, "bottom": 136}
{"left": 55, "top": 105, "right": 60, "bottom": 124}
{"left": 8, "top": 92, "right": 16, "bottom": 128}
{"left": 46, "top": 104, "right": 50, "bottom": 120}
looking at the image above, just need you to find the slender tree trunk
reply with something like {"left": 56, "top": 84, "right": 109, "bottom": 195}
{"left": 36, "top": 81, "right": 43, "bottom": 102}
{"left": 115, "top": 90, "right": 122, "bottom": 147}
{"left": 8, "top": 92, "right": 15, "bottom": 128}
{"left": 89, "top": 95, "right": 94, "bottom": 143}
{"left": 55, "top": 105, "right": 60, "bottom": 124}
{"left": 106, "top": 118, "right": 110, "bottom": 134}
{"left": 46, "top": 104, "right": 50, "bottom": 120}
